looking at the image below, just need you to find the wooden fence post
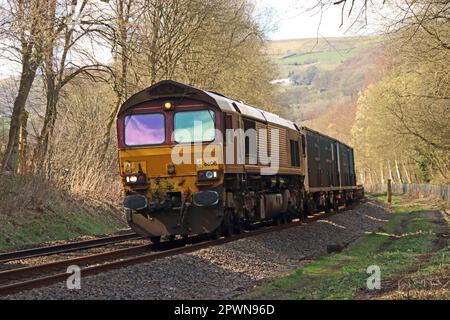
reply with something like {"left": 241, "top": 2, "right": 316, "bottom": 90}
{"left": 387, "top": 179, "right": 392, "bottom": 204}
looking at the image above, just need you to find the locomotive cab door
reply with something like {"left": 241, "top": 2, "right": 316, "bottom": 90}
{"left": 223, "top": 113, "right": 244, "bottom": 172}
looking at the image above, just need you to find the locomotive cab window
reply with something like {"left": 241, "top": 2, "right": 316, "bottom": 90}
{"left": 301, "top": 135, "right": 306, "bottom": 157}
{"left": 243, "top": 119, "right": 257, "bottom": 160}
{"left": 124, "top": 113, "right": 165, "bottom": 146}
{"left": 290, "top": 139, "right": 300, "bottom": 167}
{"left": 174, "top": 110, "right": 215, "bottom": 143}
{"left": 225, "top": 114, "right": 233, "bottom": 130}
{"left": 224, "top": 114, "right": 233, "bottom": 143}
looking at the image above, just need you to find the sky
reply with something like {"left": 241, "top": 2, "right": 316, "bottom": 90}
{"left": 0, "top": 0, "right": 383, "bottom": 79}
{"left": 254, "top": 0, "right": 381, "bottom": 40}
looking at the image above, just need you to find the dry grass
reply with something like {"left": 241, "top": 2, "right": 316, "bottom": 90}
{"left": 381, "top": 267, "right": 449, "bottom": 299}
{"left": 0, "top": 172, "right": 126, "bottom": 250}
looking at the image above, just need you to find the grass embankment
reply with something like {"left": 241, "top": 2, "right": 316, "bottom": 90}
{"left": 0, "top": 174, "right": 127, "bottom": 250}
{"left": 240, "top": 195, "right": 449, "bottom": 299}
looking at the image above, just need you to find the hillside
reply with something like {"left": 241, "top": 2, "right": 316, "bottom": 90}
{"left": 267, "top": 36, "right": 385, "bottom": 145}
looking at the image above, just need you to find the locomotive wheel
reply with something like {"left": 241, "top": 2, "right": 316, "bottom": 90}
{"left": 345, "top": 198, "right": 352, "bottom": 208}
{"left": 274, "top": 216, "right": 282, "bottom": 226}
{"left": 222, "top": 209, "right": 236, "bottom": 237}
{"left": 347, "top": 199, "right": 354, "bottom": 208}
{"left": 286, "top": 214, "right": 293, "bottom": 224}
{"left": 300, "top": 207, "right": 308, "bottom": 221}
{"left": 223, "top": 223, "right": 234, "bottom": 237}
{"left": 209, "top": 227, "right": 222, "bottom": 240}
{"left": 150, "top": 236, "right": 161, "bottom": 244}
{"left": 304, "top": 200, "right": 312, "bottom": 217}
{"left": 233, "top": 222, "right": 242, "bottom": 234}
{"left": 324, "top": 201, "right": 331, "bottom": 213}
{"left": 333, "top": 200, "right": 339, "bottom": 212}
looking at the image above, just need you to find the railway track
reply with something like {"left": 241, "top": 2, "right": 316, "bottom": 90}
{"left": 0, "top": 231, "right": 142, "bottom": 263}
{"left": 0, "top": 207, "right": 351, "bottom": 297}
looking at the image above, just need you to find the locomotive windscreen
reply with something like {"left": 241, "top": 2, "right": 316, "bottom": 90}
{"left": 174, "top": 110, "right": 216, "bottom": 143}
{"left": 124, "top": 113, "right": 165, "bottom": 146}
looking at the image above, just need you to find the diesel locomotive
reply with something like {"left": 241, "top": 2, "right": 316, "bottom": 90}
{"left": 117, "top": 80, "right": 363, "bottom": 242}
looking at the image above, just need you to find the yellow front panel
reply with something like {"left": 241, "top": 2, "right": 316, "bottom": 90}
{"left": 119, "top": 144, "right": 224, "bottom": 196}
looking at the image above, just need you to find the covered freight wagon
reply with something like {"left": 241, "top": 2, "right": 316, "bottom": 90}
{"left": 301, "top": 127, "right": 360, "bottom": 212}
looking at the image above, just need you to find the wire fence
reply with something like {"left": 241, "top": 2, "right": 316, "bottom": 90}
{"left": 365, "top": 183, "right": 450, "bottom": 203}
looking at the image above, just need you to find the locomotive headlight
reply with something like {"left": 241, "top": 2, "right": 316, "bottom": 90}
{"left": 198, "top": 170, "right": 219, "bottom": 181}
{"left": 205, "top": 171, "right": 214, "bottom": 179}
{"left": 164, "top": 102, "right": 173, "bottom": 110}
{"left": 125, "top": 175, "right": 139, "bottom": 184}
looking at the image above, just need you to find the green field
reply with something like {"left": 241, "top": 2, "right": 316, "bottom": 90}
{"left": 239, "top": 195, "right": 449, "bottom": 300}
{"left": 277, "top": 47, "right": 364, "bottom": 65}
{"left": 267, "top": 36, "right": 383, "bottom": 71}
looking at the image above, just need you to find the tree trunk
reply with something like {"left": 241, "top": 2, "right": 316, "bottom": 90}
{"left": 101, "top": 0, "right": 131, "bottom": 159}
{"left": 380, "top": 163, "right": 385, "bottom": 185}
{"left": 402, "top": 161, "right": 412, "bottom": 184}
{"left": 33, "top": 2, "right": 57, "bottom": 175}
{"left": 359, "top": 169, "right": 365, "bottom": 185}
{"left": 388, "top": 160, "right": 394, "bottom": 183}
{"left": 361, "top": 168, "right": 366, "bottom": 185}
{"left": 149, "top": 0, "right": 160, "bottom": 84}
{"left": 33, "top": 80, "right": 59, "bottom": 174}
{"left": 395, "top": 159, "right": 403, "bottom": 183}
{"left": 1, "top": 58, "right": 38, "bottom": 172}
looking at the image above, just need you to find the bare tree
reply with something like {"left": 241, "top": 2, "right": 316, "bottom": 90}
{"left": 0, "top": 0, "right": 47, "bottom": 172}
{"left": 32, "top": 0, "right": 110, "bottom": 173}
{"left": 98, "top": 0, "right": 274, "bottom": 157}
{"left": 93, "top": 0, "right": 142, "bottom": 158}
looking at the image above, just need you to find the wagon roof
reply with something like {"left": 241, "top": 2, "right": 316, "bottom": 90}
{"left": 301, "top": 126, "right": 354, "bottom": 150}
{"left": 118, "top": 80, "right": 297, "bottom": 130}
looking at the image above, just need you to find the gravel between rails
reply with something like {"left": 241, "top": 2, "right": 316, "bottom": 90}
{"left": 5, "top": 198, "right": 391, "bottom": 300}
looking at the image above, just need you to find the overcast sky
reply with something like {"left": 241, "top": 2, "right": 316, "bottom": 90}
{"left": 255, "top": 0, "right": 383, "bottom": 40}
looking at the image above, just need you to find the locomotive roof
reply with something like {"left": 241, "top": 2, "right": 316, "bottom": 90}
{"left": 119, "top": 80, "right": 298, "bottom": 130}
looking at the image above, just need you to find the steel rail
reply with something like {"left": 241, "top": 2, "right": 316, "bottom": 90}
{"left": 0, "top": 208, "right": 345, "bottom": 297}
{"left": 0, "top": 232, "right": 141, "bottom": 263}
{"left": 0, "top": 244, "right": 151, "bottom": 285}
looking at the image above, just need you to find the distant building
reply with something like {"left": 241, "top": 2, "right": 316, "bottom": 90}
{"left": 270, "top": 78, "right": 291, "bottom": 85}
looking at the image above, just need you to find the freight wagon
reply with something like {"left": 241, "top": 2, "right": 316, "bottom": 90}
{"left": 302, "top": 127, "right": 361, "bottom": 213}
